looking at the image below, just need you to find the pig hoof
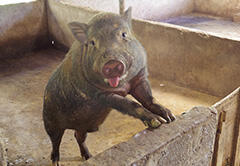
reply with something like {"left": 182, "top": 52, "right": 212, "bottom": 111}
{"left": 143, "top": 119, "right": 161, "bottom": 128}
{"left": 52, "top": 161, "right": 59, "bottom": 166}
{"left": 149, "top": 119, "right": 161, "bottom": 128}
{"left": 82, "top": 153, "right": 92, "bottom": 160}
{"left": 82, "top": 156, "right": 91, "bottom": 161}
{"left": 143, "top": 120, "right": 149, "bottom": 127}
{"left": 150, "top": 119, "right": 161, "bottom": 128}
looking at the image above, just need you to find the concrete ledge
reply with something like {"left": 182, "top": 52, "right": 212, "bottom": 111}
{"left": 0, "top": 130, "right": 7, "bottom": 166}
{"left": 194, "top": 0, "right": 240, "bottom": 18}
{"left": 81, "top": 106, "right": 217, "bottom": 166}
{"left": 233, "top": 13, "right": 240, "bottom": 22}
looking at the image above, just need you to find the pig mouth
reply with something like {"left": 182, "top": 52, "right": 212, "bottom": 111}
{"left": 104, "top": 72, "right": 128, "bottom": 88}
{"left": 107, "top": 77, "right": 120, "bottom": 88}
{"left": 102, "top": 60, "right": 126, "bottom": 88}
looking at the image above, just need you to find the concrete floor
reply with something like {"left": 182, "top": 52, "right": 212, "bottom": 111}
{"left": 0, "top": 49, "right": 220, "bottom": 166}
{"left": 162, "top": 13, "right": 240, "bottom": 40}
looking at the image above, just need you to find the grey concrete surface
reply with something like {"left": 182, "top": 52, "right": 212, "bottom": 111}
{"left": 0, "top": 131, "right": 7, "bottom": 166}
{"left": 0, "top": 0, "right": 49, "bottom": 59}
{"left": 58, "top": 0, "right": 240, "bottom": 21}
{"left": 194, "top": 0, "right": 240, "bottom": 19}
{"left": 59, "top": 0, "right": 194, "bottom": 21}
{"left": 162, "top": 13, "right": 240, "bottom": 39}
{"left": 81, "top": 106, "right": 218, "bottom": 166}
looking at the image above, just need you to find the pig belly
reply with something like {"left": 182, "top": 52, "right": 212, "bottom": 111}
{"left": 86, "top": 107, "right": 112, "bottom": 132}
{"left": 61, "top": 106, "right": 112, "bottom": 132}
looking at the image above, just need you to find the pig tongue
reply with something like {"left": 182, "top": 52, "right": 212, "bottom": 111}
{"left": 108, "top": 77, "right": 120, "bottom": 87}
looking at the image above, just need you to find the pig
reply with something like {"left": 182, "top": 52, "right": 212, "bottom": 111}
{"left": 43, "top": 7, "right": 175, "bottom": 166}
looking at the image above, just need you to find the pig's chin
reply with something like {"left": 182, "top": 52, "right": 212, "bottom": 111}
{"left": 104, "top": 77, "right": 120, "bottom": 88}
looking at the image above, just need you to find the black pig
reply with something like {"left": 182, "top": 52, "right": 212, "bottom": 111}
{"left": 43, "top": 8, "right": 175, "bottom": 166}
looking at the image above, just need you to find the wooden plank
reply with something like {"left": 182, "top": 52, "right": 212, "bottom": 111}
{"left": 212, "top": 88, "right": 240, "bottom": 166}
{"left": 212, "top": 111, "right": 226, "bottom": 166}
{"left": 233, "top": 94, "right": 240, "bottom": 166}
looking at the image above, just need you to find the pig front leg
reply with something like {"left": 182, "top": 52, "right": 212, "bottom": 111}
{"left": 130, "top": 78, "right": 176, "bottom": 123}
{"left": 98, "top": 93, "right": 167, "bottom": 128}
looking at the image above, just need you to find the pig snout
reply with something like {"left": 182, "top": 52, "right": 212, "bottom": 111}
{"left": 102, "top": 60, "right": 125, "bottom": 78}
{"left": 102, "top": 60, "right": 125, "bottom": 87}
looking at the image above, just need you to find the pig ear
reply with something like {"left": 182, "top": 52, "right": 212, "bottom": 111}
{"left": 68, "top": 22, "right": 88, "bottom": 43}
{"left": 123, "top": 7, "right": 132, "bottom": 26}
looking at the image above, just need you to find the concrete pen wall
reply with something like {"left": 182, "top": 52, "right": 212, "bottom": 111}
{"left": 0, "top": 0, "right": 49, "bottom": 59}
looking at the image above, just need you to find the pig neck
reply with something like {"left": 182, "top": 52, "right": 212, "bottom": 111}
{"left": 56, "top": 43, "right": 85, "bottom": 97}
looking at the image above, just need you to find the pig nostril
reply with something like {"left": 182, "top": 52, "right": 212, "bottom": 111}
{"left": 105, "top": 68, "right": 111, "bottom": 75}
{"left": 117, "top": 64, "right": 123, "bottom": 71}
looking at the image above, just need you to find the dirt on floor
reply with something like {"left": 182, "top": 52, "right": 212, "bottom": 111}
{"left": 0, "top": 49, "right": 220, "bottom": 166}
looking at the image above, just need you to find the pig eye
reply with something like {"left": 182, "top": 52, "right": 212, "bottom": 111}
{"left": 122, "top": 32, "right": 127, "bottom": 38}
{"left": 89, "top": 40, "right": 95, "bottom": 46}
